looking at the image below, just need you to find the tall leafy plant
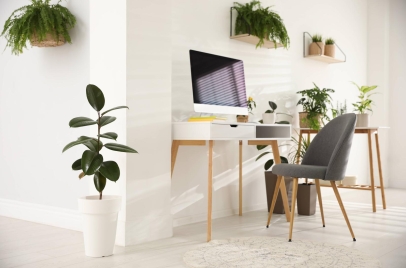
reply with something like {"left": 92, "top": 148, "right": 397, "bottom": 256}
{"left": 233, "top": 1, "right": 290, "bottom": 49}
{"left": 1, "top": 0, "right": 76, "bottom": 55}
{"left": 62, "top": 85, "right": 137, "bottom": 200}
{"left": 351, "top": 82, "right": 377, "bottom": 114}
{"left": 297, "top": 83, "right": 335, "bottom": 130}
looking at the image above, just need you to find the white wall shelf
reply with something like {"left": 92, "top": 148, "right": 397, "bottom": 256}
{"left": 303, "top": 32, "right": 346, "bottom": 63}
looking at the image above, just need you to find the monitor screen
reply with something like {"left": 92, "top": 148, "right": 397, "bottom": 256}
{"left": 189, "top": 50, "right": 248, "bottom": 115}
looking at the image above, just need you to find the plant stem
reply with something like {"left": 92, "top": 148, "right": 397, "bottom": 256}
{"left": 99, "top": 192, "right": 102, "bottom": 200}
{"left": 97, "top": 112, "right": 102, "bottom": 200}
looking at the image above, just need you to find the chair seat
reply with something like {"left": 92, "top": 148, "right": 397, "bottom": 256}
{"left": 272, "top": 163, "right": 327, "bottom": 180}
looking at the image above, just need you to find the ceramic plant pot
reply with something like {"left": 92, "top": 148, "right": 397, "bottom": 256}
{"left": 309, "top": 42, "right": 325, "bottom": 55}
{"left": 78, "top": 195, "right": 121, "bottom": 257}
{"left": 265, "top": 172, "right": 293, "bottom": 214}
{"left": 262, "top": 113, "right": 276, "bottom": 124}
{"left": 324, "top": 44, "right": 335, "bottom": 57}
{"left": 356, "top": 114, "right": 369, "bottom": 127}
{"left": 297, "top": 183, "right": 317, "bottom": 216}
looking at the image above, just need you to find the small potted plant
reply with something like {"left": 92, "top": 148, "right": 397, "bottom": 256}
{"left": 237, "top": 96, "right": 256, "bottom": 122}
{"left": 63, "top": 84, "right": 137, "bottom": 257}
{"left": 1, "top": 0, "right": 76, "bottom": 55}
{"left": 309, "top": 34, "right": 324, "bottom": 55}
{"left": 297, "top": 83, "right": 335, "bottom": 130}
{"left": 324, "top": 37, "right": 335, "bottom": 58}
{"left": 262, "top": 101, "right": 277, "bottom": 124}
{"left": 233, "top": 1, "right": 290, "bottom": 49}
{"left": 331, "top": 100, "right": 347, "bottom": 119}
{"left": 351, "top": 82, "right": 377, "bottom": 127}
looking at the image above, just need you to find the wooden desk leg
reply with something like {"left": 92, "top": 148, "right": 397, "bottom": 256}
{"left": 239, "top": 140, "right": 243, "bottom": 216}
{"left": 368, "top": 130, "right": 377, "bottom": 212}
{"left": 270, "top": 140, "right": 291, "bottom": 222}
{"left": 375, "top": 132, "right": 386, "bottom": 209}
{"left": 207, "top": 140, "right": 214, "bottom": 242}
{"left": 171, "top": 140, "right": 180, "bottom": 178}
{"left": 296, "top": 131, "right": 303, "bottom": 164}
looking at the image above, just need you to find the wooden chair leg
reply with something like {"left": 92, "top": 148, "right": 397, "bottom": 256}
{"left": 266, "top": 176, "right": 282, "bottom": 228}
{"left": 315, "top": 179, "right": 325, "bottom": 227}
{"left": 289, "top": 178, "right": 299, "bottom": 242}
{"left": 330, "top": 181, "right": 356, "bottom": 241}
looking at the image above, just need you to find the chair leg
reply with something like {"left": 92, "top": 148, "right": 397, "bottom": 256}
{"left": 266, "top": 175, "right": 282, "bottom": 228}
{"left": 289, "top": 178, "right": 299, "bottom": 242}
{"left": 315, "top": 179, "right": 325, "bottom": 227}
{"left": 330, "top": 181, "right": 356, "bottom": 241}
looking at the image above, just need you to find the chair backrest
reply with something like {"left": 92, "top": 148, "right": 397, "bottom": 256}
{"left": 301, "top": 113, "right": 357, "bottom": 181}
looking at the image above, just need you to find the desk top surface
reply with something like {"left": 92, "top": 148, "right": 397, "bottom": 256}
{"left": 295, "top": 126, "right": 389, "bottom": 130}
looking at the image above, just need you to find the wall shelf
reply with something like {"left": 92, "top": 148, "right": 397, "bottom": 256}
{"left": 303, "top": 32, "right": 346, "bottom": 63}
{"left": 229, "top": 8, "right": 283, "bottom": 49}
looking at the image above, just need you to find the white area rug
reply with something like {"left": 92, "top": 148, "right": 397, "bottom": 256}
{"left": 183, "top": 237, "right": 381, "bottom": 268}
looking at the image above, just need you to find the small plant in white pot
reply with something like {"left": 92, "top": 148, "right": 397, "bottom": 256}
{"left": 62, "top": 84, "right": 137, "bottom": 257}
{"left": 263, "top": 101, "right": 278, "bottom": 124}
{"left": 351, "top": 82, "right": 377, "bottom": 127}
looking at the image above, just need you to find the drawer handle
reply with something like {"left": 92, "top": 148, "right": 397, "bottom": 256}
{"left": 230, "top": 125, "right": 238, "bottom": 128}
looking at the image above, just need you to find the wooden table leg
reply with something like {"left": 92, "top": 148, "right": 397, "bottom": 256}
{"left": 207, "top": 140, "right": 214, "bottom": 242}
{"left": 171, "top": 140, "right": 180, "bottom": 178}
{"left": 368, "top": 130, "right": 377, "bottom": 212}
{"left": 375, "top": 132, "right": 386, "bottom": 209}
{"left": 296, "top": 131, "right": 303, "bottom": 164}
{"left": 270, "top": 140, "right": 291, "bottom": 222}
{"left": 239, "top": 140, "right": 243, "bottom": 216}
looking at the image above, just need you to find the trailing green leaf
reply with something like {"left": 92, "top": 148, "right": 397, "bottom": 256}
{"left": 104, "top": 143, "right": 138, "bottom": 153}
{"left": 69, "top": 117, "right": 97, "bottom": 128}
{"left": 102, "top": 106, "right": 129, "bottom": 116}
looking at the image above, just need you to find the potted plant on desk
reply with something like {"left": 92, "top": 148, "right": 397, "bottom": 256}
{"left": 237, "top": 96, "right": 256, "bottom": 122}
{"left": 351, "top": 82, "right": 377, "bottom": 127}
{"left": 62, "top": 84, "right": 137, "bottom": 257}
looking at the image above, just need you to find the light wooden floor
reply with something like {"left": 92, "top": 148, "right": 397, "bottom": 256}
{"left": 1, "top": 188, "right": 406, "bottom": 268}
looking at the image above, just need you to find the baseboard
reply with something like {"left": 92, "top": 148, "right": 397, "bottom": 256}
{"left": 0, "top": 198, "right": 82, "bottom": 231}
{"left": 173, "top": 203, "right": 267, "bottom": 227}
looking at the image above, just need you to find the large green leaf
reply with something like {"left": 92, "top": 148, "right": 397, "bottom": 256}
{"left": 264, "top": 159, "right": 274, "bottom": 170}
{"left": 81, "top": 150, "right": 103, "bottom": 175}
{"left": 69, "top": 117, "right": 97, "bottom": 128}
{"left": 99, "top": 161, "right": 120, "bottom": 182}
{"left": 72, "top": 159, "right": 82, "bottom": 170}
{"left": 99, "top": 116, "right": 116, "bottom": 127}
{"left": 98, "top": 132, "right": 118, "bottom": 140}
{"left": 255, "top": 151, "right": 271, "bottom": 161}
{"left": 101, "top": 106, "right": 129, "bottom": 116}
{"left": 104, "top": 143, "right": 138, "bottom": 153}
{"left": 86, "top": 84, "right": 105, "bottom": 112}
{"left": 94, "top": 172, "right": 106, "bottom": 193}
{"left": 281, "top": 156, "right": 289, "bottom": 163}
{"left": 256, "top": 145, "right": 268, "bottom": 150}
{"left": 84, "top": 139, "right": 103, "bottom": 152}
{"left": 62, "top": 137, "right": 93, "bottom": 152}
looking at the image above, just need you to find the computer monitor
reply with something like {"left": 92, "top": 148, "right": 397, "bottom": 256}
{"left": 189, "top": 50, "right": 248, "bottom": 115}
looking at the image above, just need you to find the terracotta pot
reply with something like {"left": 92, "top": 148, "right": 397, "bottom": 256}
{"left": 299, "top": 112, "right": 322, "bottom": 129}
{"left": 356, "top": 114, "right": 369, "bottom": 127}
{"left": 309, "top": 42, "right": 324, "bottom": 55}
{"left": 30, "top": 32, "right": 65, "bottom": 47}
{"left": 236, "top": 115, "right": 248, "bottom": 123}
{"left": 324, "top": 44, "right": 335, "bottom": 57}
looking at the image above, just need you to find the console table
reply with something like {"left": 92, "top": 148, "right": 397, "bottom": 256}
{"left": 296, "top": 127, "right": 389, "bottom": 212}
{"left": 172, "top": 122, "right": 291, "bottom": 241}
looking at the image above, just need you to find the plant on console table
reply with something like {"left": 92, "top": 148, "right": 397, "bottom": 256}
{"left": 261, "top": 101, "right": 292, "bottom": 124}
{"left": 351, "top": 82, "right": 377, "bottom": 127}
{"left": 1, "top": 0, "right": 76, "bottom": 55}
{"left": 297, "top": 83, "right": 334, "bottom": 130}
{"left": 237, "top": 96, "right": 256, "bottom": 122}
{"left": 62, "top": 84, "right": 137, "bottom": 258}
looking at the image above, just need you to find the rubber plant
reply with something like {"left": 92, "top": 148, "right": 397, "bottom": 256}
{"left": 233, "top": 0, "right": 290, "bottom": 49}
{"left": 297, "top": 83, "right": 335, "bottom": 130}
{"left": 1, "top": 0, "right": 76, "bottom": 55}
{"left": 62, "top": 84, "right": 137, "bottom": 200}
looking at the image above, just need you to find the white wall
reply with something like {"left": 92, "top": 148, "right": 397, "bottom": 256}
{"left": 171, "top": 0, "right": 373, "bottom": 226}
{"left": 0, "top": 0, "right": 90, "bottom": 223}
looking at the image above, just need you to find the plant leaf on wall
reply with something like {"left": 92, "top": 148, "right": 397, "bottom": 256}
{"left": 99, "top": 161, "right": 120, "bottom": 182}
{"left": 99, "top": 116, "right": 116, "bottom": 127}
{"left": 94, "top": 172, "right": 106, "bottom": 193}
{"left": 104, "top": 143, "right": 138, "bottom": 153}
{"left": 98, "top": 132, "right": 118, "bottom": 140}
{"left": 81, "top": 150, "right": 103, "bottom": 176}
{"left": 86, "top": 84, "right": 105, "bottom": 112}
{"left": 101, "top": 106, "right": 129, "bottom": 116}
{"left": 69, "top": 117, "right": 97, "bottom": 128}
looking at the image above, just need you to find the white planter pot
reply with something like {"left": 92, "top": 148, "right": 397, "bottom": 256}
{"left": 262, "top": 113, "right": 276, "bottom": 124}
{"left": 78, "top": 195, "right": 121, "bottom": 258}
{"left": 356, "top": 114, "right": 369, "bottom": 127}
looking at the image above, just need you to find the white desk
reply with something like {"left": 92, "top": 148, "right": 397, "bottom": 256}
{"left": 172, "top": 122, "right": 291, "bottom": 241}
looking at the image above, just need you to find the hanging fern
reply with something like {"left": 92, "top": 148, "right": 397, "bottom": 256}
{"left": 233, "top": 1, "right": 290, "bottom": 49}
{"left": 1, "top": 0, "right": 76, "bottom": 55}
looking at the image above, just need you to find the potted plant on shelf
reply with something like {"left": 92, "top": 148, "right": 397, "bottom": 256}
{"left": 62, "top": 84, "right": 137, "bottom": 257}
{"left": 233, "top": 0, "right": 290, "bottom": 49}
{"left": 1, "top": 0, "right": 76, "bottom": 55}
{"left": 351, "top": 82, "right": 377, "bottom": 127}
{"left": 297, "top": 83, "right": 335, "bottom": 130}
{"left": 324, "top": 38, "right": 335, "bottom": 58}
{"left": 309, "top": 34, "right": 324, "bottom": 55}
{"left": 237, "top": 96, "right": 256, "bottom": 122}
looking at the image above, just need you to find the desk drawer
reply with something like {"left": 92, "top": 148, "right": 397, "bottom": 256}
{"left": 211, "top": 123, "right": 255, "bottom": 139}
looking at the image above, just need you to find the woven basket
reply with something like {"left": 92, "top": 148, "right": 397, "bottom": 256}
{"left": 30, "top": 32, "right": 65, "bottom": 47}
{"left": 299, "top": 112, "right": 321, "bottom": 128}
{"left": 236, "top": 115, "right": 248, "bottom": 123}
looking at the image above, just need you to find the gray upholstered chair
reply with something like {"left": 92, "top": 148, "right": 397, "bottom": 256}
{"left": 267, "top": 113, "right": 357, "bottom": 242}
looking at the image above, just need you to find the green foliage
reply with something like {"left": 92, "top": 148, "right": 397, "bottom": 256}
{"left": 265, "top": 101, "right": 277, "bottom": 113}
{"left": 62, "top": 84, "right": 138, "bottom": 199}
{"left": 331, "top": 100, "right": 347, "bottom": 119}
{"left": 297, "top": 83, "right": 335, "bottom": 130}
{"left": 255, "top": 149, "right": 288, "bottom": 171}
{"left": 247, "top": 96, "right": 256, "bottom": 114}
{"left": 312, "top": 34, "right": 323, "bottom": 42}
{"left": 233, "top": 1, "right": 290, "bottom": 49}
{"left": 325, "top": 38, "right": 335, "bottom": 45}
{"left": 351, "top": 82, "right": 377, "bottom": 114}
{"left": 287, "top": 134, "right": 310, "bottom": 164}
{"left": 1, "top": 0, "right": 76, "bottom": 55}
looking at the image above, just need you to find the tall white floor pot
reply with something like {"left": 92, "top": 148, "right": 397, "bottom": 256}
{"left": 78, "top": 195, "right": 121, "bottom": 257}
{"left": 262, "top": 113, "right": 276, "bottom": 124}
{"left": 356, "top": 114, "right": 370, "bottom": 127}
